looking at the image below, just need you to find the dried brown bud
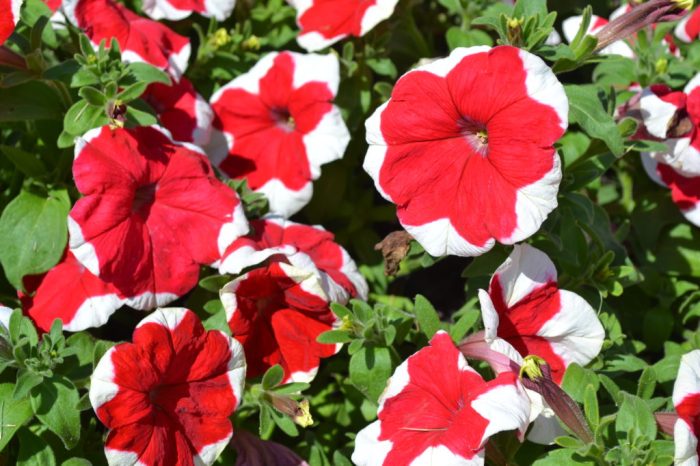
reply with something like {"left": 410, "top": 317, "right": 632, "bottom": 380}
{"left": 375, "top": 230, "right": 413, "bottom": 276}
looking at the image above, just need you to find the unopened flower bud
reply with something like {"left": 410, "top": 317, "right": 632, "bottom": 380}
{"left": 212, "top": 28, "right": 231, "bottom": 48}
{"left": 242, "top": 35, "right": 261, "bottom": 51}
{"left": 269, "top": 394, "right": 313, "bottom": 427}
{"left": 655, "top": 411, "right": 678, "bottom": 435}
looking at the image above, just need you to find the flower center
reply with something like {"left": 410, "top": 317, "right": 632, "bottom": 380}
{"left": 271, "top": 107, "right": 295, "bottom": 132}
{"left": 458, "top": 117, "right": 489, "bottom": 157}
{"left": 132, "top": 183, "right": 157, "bottom": 217}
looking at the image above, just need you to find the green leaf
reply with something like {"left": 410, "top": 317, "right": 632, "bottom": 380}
{"left": 637, "top": 367, "right": 657, "bottom": 400}
{"left": 0, "top": 82, "right": 63, "bottom": 122}
{"left": 349, "top": 345, "right": 392, "bottom": 402}
{"left": 78, "top": 86, "right": 106, "bottom": 106}
{"left": 413, "top": 294, "right": 441, "bottom": 339}
{"left": 118, "top": 82, "right": 148, "bottom": 102}
{"left": 17, "top": 428, "right": 56, "bottom": 466}
{"left": 615, "top": 392, "right": 657, "bottom": 441}
{"left": 262, "top": 365, "right": 284, "bottom": 390}
{"left": 565, "top": 85, "right": 624, "bottom": 157}
{"left": 269, "top": 404, "right": 299, "bottom": 436}
{"left": 198, "top": 274, "right": 230, "bottom": 293}
{"left": 0, "top": 383, "right": 33, "bottom": 451}
{"left": 258, "top": 403, "right": 274, "bottom": 438}
{"left": 270, "top": 382, "right": 310, "bottom": 395}
{"left": 366, "top": 58, "right": 397, "bottom": 79}
{"left": 317, "top": 329, "right": 352, "bottom": 344}
{"left": 0, "top": 189, "right": 70, "bottom": 291}
{"left": 513, "top": 0, "right": 547, "bottom": 18}
{"left": 30, "top": 376, "right": 81, "bottom": 449}
{"left": 124, "top": 62, "right": 171, "bottom": 86}
{"left": 61, "top": 459, "right": 92, "bottom": 466}
{"left": 13, "top": 369, "right": 44, "bottom": 400}
{"left": 62, "top": 100, "right": 108, "bottom": 137}
{"left": 561, "top": 363, "right": 599, "bottom": 403}
{"left": 533, "top": 448, "right": 596, "bottom": 465}
{"left": 583, "top": 384, "right": 599, "bottom": 430}
{"left": 0, "top": 145, "right": 48, "bottom": 177}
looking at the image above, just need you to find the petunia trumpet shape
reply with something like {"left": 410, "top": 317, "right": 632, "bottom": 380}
{"left": 68, "top": 125, "right": 248, "bottom": 311}
{"left": 20, "top": 250, "right": 124, "bottom": 332}
{"left": 209, "top": 51, "right": 350, "bottom": 217}
{"left": 673, "top": 350, "right": 700, "bottom": 465}
{"left": 364, "top": 46, "right": 568, "bottom": 257}
{"left": 351, "top": 331, "right": 531, "bottom": 466}
{"left": 219, "top": 217, "right": 367, "bottom": 303}
{"left": 143, "top": 77, "right": 214, "bottom": 147}
{"left": 290, "top": 0, "right": 399, "bottom": 52}
{"left": 0, "top": 0, "right": 22, "bottom": 46}
{"left": 63, "top": 0, "right": 190, "bottom": 79}
{"left": 90, "top": 308, "right": 246, "bottom": 466}
{"left": 140, "top": 0, "right": 235, "bottom": 21}
{"left": 641, "top": 154, "right": 700, "bottom": 227}
{"left": 220, "top": 261, "right": 338, "bottom": 383}
{"left": 677, "top": 7, "right": 700, "bottom": 42}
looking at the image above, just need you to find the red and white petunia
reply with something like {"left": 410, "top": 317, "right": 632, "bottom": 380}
{"left": 20, "top": 251, "right": 124, "bottom": 332}
{"left": 0, "top": 305, "right": 12, "bottom": 332}
{"left": 220, "top": 261, "right": 338, "bottom": 382}
{"left": 0, "top": 0, "right": 22, "bottom": 46}
{"left": 140, "top": 0, "right": 235, "bottom": 22}
{"left": 562, "top": 14, "right": 635, "bottom": 57}
{"left": 641, "top": 155, "right": 700, "bottom": 227}
{"left": 68, "top": 125, "right": 248, "bottom": 311}
{"left": 351, "top": 331, "right": 531, "bottom": 466}
{"left": 143, "top": 77, "right": 214, "bottom": 147}
{"left": 90, "top": 308, "right": 246, "bottom": 466}
{"left": 63, "top": 0, "right": 190, "bottom": 79}
{"left": 676, "top": 7, "right": 700, "bottom": 42}
{"left": 219, "top": 217, "right": 367, "bottom": 303}
{"left": 473, "top": 244, "right": 604, "bottom": 444}
{"left": 364, "top": 46, "right": 567, "bottom": 257}
{"left": 638, "top": 84, "right": 687, "bottom": 140}
{"left": 290, "top": 0, "right": 399, "bottom": 52}
{"left": 209, "top": 51, "right": 350, "bottom": 217}
{"left": 673, "top": 350, "right": 700, "bottom": 465}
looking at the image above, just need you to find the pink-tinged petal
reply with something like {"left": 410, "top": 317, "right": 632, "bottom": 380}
{"left": 657, "top": 164, "right": 700, "bottom": 227}
{"left": 209, "top": 51, "right": 348, "bottom": 217}
{"left": 63, "top": 0, "right": 190, "bottom": 79}
{"left": 673, "top": 351, "right": 700, "bottom": 465}
{"left": 141, "top": 0, "right": 235, "bottom": 21}
{"left": 364, "top": 46, "right": 566, "bottom": 257}
{"left": 90, "top": 308, "right": 246, "bottom": 466}
{"left": 20, "top": 251, "right": 124, "bottom": 332}
{"left": 219, "top": 217, "right": 368, "bottom": 303}
{"left": 353, "top": 331, "right": 530, "bottom": 466}
{"left": 69, "top": 126, "right": 247, "bottom": 310}
{"left": 292, "top": 0, "right": 399, "bottom": 52}
{"left": 676, "top": 8, "right": 700, "bottom": 42}
{"left": 0, "top": 0, "right": 22, "bottom": 46}
{"left": 639, "top": 85, "right": 687, "bottom": 139}
{"left": 220, "top": 262, "right": 336, "bottom": 382}
{"left": 144, "top": 77, "right": 214, "bottom": 147}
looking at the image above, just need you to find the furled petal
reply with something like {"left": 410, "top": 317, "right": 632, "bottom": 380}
{"left": 90, "top": 308, "right": 246, "bottom": 466}
{"left": 20, "top": 251, "right": 124, "bottom": 332}
{"left": 562, "top": 14, "right": 635, "bottom": 57}
{"left": 673, "top": 350, "right": 700, "bottom": 466}
{"left": 219, "top": 217, "right": 368, "bottom": 303}
{"left": 143, "top": 77, "right": 214, "bottom": 147}
{"left": 352, "top": 331, "right": 530, "bottom": 466}
{"left": 209, "top": 51, "right": 349, "bottom": 217}
{"left": 69, "top": 125, "right": 248, "bottom": 310}
{"left": 0, "top": 0, "right": 22, "bottom": 46}
{"left": 291, "top": 0, "right": 399, "bottom": 52}
{"left": 364, "top": 46, "right": 567, "bottom": 257}
{"left": 220, "top": 262, "right": 338, "bottom": 382}
{"left": 63, "top": 0, "right": 190, "bottom": 79}
{"left": 141, "top": 0, "right": 235, "bottom": 21}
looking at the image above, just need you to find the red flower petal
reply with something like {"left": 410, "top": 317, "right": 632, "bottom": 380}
{"left": 90, "top": 308, "right": 246, "bottom": 466}
{"left": 365, "top": 46, "right": 567, "bottom": 257}
{"left": 673, "top": 351, "right": 700, "bottom": 464}
{"left": 0, "top": 0, "right": 22, "bottom": 46}
{"left": 220, "top": 261, "right": 338, "bottom": 382}
{"left": 657, "top": 163, "right": 700, "bottom": 227}
{"left": 69, "top": 126, "right": 248, "bottom": 310}
{"left": 676, "top": 7, "right": 700, "bottom": 42}
{"left": 141, "top": 0, "right": 235, "bottom": 21}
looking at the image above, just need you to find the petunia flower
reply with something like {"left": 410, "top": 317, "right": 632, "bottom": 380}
{"left": 220, "top": 261, "right": 338, "bottom": 382}
{"left": 0, "top": 0, "right": 22, "bottom": 46}
{"left": 143, "top": 77, "right": 214, "bottom": 147}
{"left": 638, "top": 84, "right": 687, "bottom": 141}
{"left": 209, "top": 51, "right": 350, "bottom": 217}
{"left": 0, "top": 305, "right": 11, "bottom": 332}
{"left": 140, "top": 0, "right": 235, "bottom": 22}
{"left": 219, "top": 217, "right": 368, "bottom": 303}
{"left": 351, "top": 331, "right": 531, "bottom": 466}
{"left": 641, "top": 155, "right": 700, "bottom": 227}
{"left": 677, "top": 7, "right": 700, "bottom": 42}
{"left": 63, "top": 0, "right": 190, "bottom": 79}
{"left": 673, "top": 350, "right": 700, "bottom": 465}
{"left": 364, "top": 46, "right": 568, "bottom": 257}
{"left": 289, "top": 0, "right": 399, "bottom": 52}
{"left": 20, "top": 250, "right": 124, "bottom": 332}
{"left": 68, "top": 125, "right": 248, "bottom": 310}
{"left": 90, "top": 307, "right": 246, "bottom": 466}
{"left": 562, "top": 14, "right": 635, "bottom": 57}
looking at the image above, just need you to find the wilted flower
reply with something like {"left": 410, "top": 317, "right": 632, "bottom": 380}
{"left": 363, "top": 46, "right": 567, "bottom": 257}
{"left": 90, "top": 308, "right": 246, "bottom": 466}
{"left": 352, "top": 331, "right": 531, "bottom": 466}
{"left": 68, "top": 125, "right": 248, "bottom": 310}
{"left": 0, "top": 0, "right": 22, "bottom": 46}
{"left": 140, "top": 0, "right": 235, "bottom": 21}
{"left": 63, "top": 0, "right": 191, "bottom": 79}
{"left": 220, "top": 262, "right": 339, "bottom": 382}
{"left": 672, "top": 350, "right": 700, "bottom": 465}
{"left": 209, "top": 51, "right": 350, "bottom": 217}
{"left": 289, "top": 0, "right": 399, "bottom": 52}
{"left": 20, "top": 250, "right": 124, "bottom": 332}
{"left": 143, "top": 77, "right": 214, "bottom": 147}
{"left": 219, "top": 217, "right": 368, "bottom": 303}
